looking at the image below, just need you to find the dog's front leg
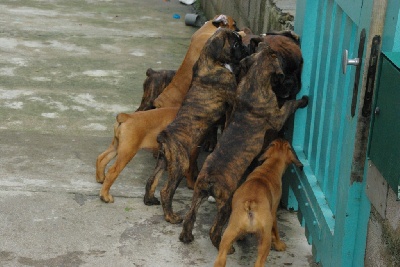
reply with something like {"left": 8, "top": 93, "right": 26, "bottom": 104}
{"left": 269, "top": 95, "right": 308, "bottom": 131}
{"left": 271, "top": 212, "right": 286, "bottom": 251}
{"left": 144, "top": 157, "right": 165, "bottom": 205}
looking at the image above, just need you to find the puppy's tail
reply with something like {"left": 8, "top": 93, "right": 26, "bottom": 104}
{"left": 244, "top": 200, "right": 257, "bottom": 223}
{"left": 157, "top": 130, "right": 190, "bottom": 174}
{"left": 116, "top": 113, "right": 130, "bottom": 124}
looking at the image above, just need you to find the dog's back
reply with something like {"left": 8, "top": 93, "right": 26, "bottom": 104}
{"left": 116, "top": 107, "right": 178, "bottom": 150}
{"left": 232, "top": 167, "right": 275, "bottom": 233}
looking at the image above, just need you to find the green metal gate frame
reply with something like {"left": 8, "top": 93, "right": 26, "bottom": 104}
{"left": 282, "top": 0, "right": 376, "bottom": 266}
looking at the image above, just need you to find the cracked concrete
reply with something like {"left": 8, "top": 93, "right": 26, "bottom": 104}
{"left": 0, "top": 0, "right": 313, "bottom": 266}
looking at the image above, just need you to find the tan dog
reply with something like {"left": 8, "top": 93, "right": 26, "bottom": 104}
{"left": 214, "top": 139, "right": 303, "bottom": 267}
{"left": 96, "top": 107, "right": 184, "bottom": 203}
{"left": 153, "top": 14, "right": 238, "bottom": 108}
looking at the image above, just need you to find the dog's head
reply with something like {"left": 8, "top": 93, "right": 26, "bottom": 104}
{"left": 204, "top": 28, "right": 248, "bottom": 65}
{"left": 248, "top": 31, "right": 303, "bottom": 99}
{"left": 137, "top": 68, "right": 176, "bottom": 111}
{"left": 258, "top": 139, "right": 303, "bottom": 170}
{"left": 211, "top": 14, "right": 239, "bottom": 31}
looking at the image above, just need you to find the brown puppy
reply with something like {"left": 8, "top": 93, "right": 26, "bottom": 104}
{"left": 153, "top": 14, "right": 238, "bottom": 108}
{"left": 143, "top": 28, "right": 248, "bottom": 223}
{"left": 136, "top": 68, "right": 176, "bottom": 111}
{"left": 179, "top": 44, "right": 308, "bottom": 249}
{"left": 214, "top": 139, "right": 303, "bottom": 267}
{"left": 96, "top": 107, "right": 180, "bottom": 203}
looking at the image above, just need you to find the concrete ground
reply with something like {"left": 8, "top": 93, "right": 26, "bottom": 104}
{"left": 0, "top": 0, "right": 313, "bottom": 266}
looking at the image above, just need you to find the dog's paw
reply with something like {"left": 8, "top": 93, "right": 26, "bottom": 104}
{"left": 202, "top": 140, "right": 216, "bottom": 152}
{"left": 299, "top": 95, "right": 309, "bottom": 108}
{"left": 165, "top": 213, "right": 183, "bottom": 224}
{"left": 100, "top": 193, "right": 114, "bottom": 203}
{"left": 143, "top": 196, "right": 160, "bottom": 206}
{"left": 227, "top": 245, "right": 235, "bottom": 255}
{"left": 298, "top": 164, "right": 304, "bottom": 171}
{"left": 96, "top": 175, "right": 105, "bottom": 184}
{"left": 273, "top": 240, "right": 287, "bottom": 251}
{"left": 179, "top": 231, "right": 194, "bottom": 243}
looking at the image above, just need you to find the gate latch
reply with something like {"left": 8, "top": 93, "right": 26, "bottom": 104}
{"left": 342, "top": 49, "right": 360, "bottom": 74}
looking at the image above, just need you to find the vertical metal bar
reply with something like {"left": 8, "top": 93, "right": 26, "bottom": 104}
{"left": 323, "top": 9, "right": 347, "bottom": 211}
{"left": 315, "top": 0, "right": 335, "bottom": 189}
{"left": 307, "top": 0, "right": 329, "bottom": 175}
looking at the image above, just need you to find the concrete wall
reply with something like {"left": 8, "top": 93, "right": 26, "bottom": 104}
{"left": 365, "top": 189, "right": 400, "bottom": 267}
{"left": 198, "top": 0, "right": 296, "bottom": 34}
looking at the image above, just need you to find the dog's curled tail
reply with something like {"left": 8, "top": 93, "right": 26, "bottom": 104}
{"left": 244, "top": 200, "right": 257, "bottom": 223}
{"left": 116, "top": 113, "right": 130, "bottom": 124}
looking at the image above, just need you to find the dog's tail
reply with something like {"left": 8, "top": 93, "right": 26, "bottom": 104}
{"left": 157, "top": 130, "right": 190, "bottom": 175}
{"left": 244, "top": 200, "right": 257, "bottom": 223}
{"left": 116, "top": 113, "right": 130, "bottom": 124}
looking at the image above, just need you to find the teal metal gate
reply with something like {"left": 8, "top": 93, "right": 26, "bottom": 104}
{"left": 283, "top": 0, "right": 375, "bottom": 266}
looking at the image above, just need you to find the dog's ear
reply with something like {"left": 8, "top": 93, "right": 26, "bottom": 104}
{"left": 146, "top": 68, "right": 155, "bottom": 77}
{"left": 236, "top": 53, "right": 257, "bottom": 80}
{"left": 212, "top": 14, "right": 228, "bottom": 27}
{"left": 287, "top": 144, "right": 303, "bottom": 171}
{"left": 116, "top": 113, "right": 130, "bottom": 124}
{"left": 249, "top": 37, "right": 263, "bottom": 54}
{"left": 208, "top": 31, "right": 226, "bottom": 60}
{"left": 241, "top": 27, "right": 253, "bottom": 35}
{"left": 257, "top": 149, "right": 269, "bottom": 163}
{"left": 256, "top": 41, "right": 272, "bottom": 53}
{"left": 264, "top": 30, "right": 301, "bottom": 46}
{"left": 257, "top": 141, "right": 277, "bottom": 163}
{"left": 270, "top": 53, "right": 284, "bottom": 80}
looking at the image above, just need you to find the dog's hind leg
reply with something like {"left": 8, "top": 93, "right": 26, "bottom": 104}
{"left": 144, "top": 157, "right": 165, "bottom": 205}
{"left": 179, "top": 187, "right": 208, "bottom": 243}
{"left": 254, "top": 221, "right": 273, "bottom": 267}
{"left": 210, "top": 194, "right": 233, "bottom": 250}
{"left": 99, "top": 141, "right": 139, "bottom": 203}
{"left": 160, "top": 170, "right": 185, "bottom": 224}
{"left": 214, "top": 225, "right": 241, "bottom": 267}
{"left": 96, "top": 138, "right": 118, "bottom": 183}
{"left": 185, "top": 146, "right": 200, "bottom": 189}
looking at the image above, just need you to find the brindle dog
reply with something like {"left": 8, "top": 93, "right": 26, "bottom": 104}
{"left": 242, "top": 30, "right": 305, "bottom": 167}
{"left": 153, "top": 15, "right": 239, "bottom": 108}
{"left": 249, "top": 31, "right": 303, "bottom": 100}
{"left": 179, "top": 44, "right": 308, "bottom": 249}
{"left": 136, "top": 68, "right": 176, "bottom": 111}
{"left": 143, "top": 28, "right": 248, "bottom": 224}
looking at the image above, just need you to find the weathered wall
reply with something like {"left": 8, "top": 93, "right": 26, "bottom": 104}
{"left": 198, "top": 0, "right": 296, "bottom": 33}
{"left": 364, "top": 0, "right": 400, "bottom": 266}
{"left": 365, "top": 189, "right": 400, "bottom": 267}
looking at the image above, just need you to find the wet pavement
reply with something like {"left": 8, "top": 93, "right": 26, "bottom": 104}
{"left": 0, "top": 0, "right": 313, "bottom": 266}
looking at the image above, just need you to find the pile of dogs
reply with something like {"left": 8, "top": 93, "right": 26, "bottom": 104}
{"left": 96, "top": 14, "right": 308, "bottom": 267}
